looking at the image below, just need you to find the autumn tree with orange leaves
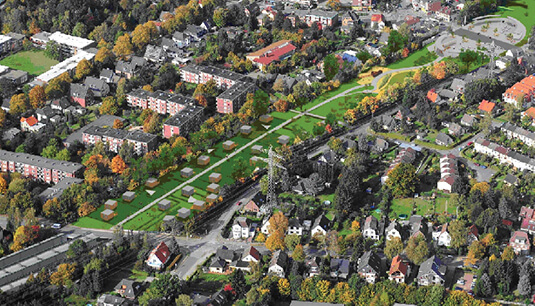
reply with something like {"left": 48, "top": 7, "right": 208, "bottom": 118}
{"left": 29, "top": 85, "right": 46, "bottom": 109}
{"left": 111, "top": 155, "right": 127, "bottom": 174}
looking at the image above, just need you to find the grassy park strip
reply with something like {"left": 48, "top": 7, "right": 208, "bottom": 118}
{"left": 0, "top": 50, "right": 58, "bottom": 75}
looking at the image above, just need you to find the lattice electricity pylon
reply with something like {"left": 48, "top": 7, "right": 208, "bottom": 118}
{"left": 487, "top": 41, "right": 496, "bottom": 78}
{"left": 258, "top": 146, "right": 286, "bottom": 215}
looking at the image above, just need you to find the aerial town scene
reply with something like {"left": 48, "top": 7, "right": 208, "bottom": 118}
{"left": 0, "top": 0, "right": 534, "bottom": 305}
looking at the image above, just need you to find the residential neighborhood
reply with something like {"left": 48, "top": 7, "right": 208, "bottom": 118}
{"left": 0, "top": 0, "right": 534, "bottom": 305}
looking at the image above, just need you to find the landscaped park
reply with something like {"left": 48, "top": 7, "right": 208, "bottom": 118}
{"left": 0, "top": 50, "right": 58, "bottom": 75}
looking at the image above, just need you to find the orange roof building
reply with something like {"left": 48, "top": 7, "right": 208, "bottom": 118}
{"left": 503, "top": 75, "right": 535, "bottom": 105}
{"left": 388, "top": 255, "right": 409, "bottom": 283}
{"left": 478, "top": 99, "right": 496, "bottom": 113}
{"left": 20, "top": 116, "right": 38, "bottom": 127}
{"left": 523, "top": 107, "right": 535, "bottom": 120}
{"left": 371, "top": 14, "right": 384, "bottom": 22}
{"left": 246, "top": 40, "right": 296, "bottom": 70}
{"left": 427, "top": 89, "right": 439, "bottom": 103}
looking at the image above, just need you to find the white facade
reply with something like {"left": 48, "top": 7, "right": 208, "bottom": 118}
{"left": 268, "top": 264, "right": 285, "bottom": 278}
{"left": 432, "top": 229, "right": 451, "bottom": 247}
{"left": 232, "top": 224, "right": 250, "bottom": 239}
{"left": 386, "top": 228, "right": 402, "bottom": 241}
{"left": 363, "top": 228, "right": 379, "bottom": 240}
{"left": 311, "top": 226, "right": 327, "bottom": 237}
{"left": 288, "top": 226, "right": 303, "bottom": 236}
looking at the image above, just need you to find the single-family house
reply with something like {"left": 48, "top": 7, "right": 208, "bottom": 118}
{"left": 269, "top": 250, "right": 288, "bottom": 278}
{"left": 100, "top": 68, "right": 115, "bottom": 83}
{"left": 435, "top": 132, "right": 453, "bottom": 146}
{"left": 504, "top": 174, "right": 519, "bottom": 186}
{"left": 427, "top": 89, "right": 440, "bottom": 104}
{"left": 242, "top": 193, "right": 265, "bottom": 214}
{"left": 261, "top": 217, "right": 271, "bottom": 235}
{"left": 370, "top": 14, "right": 385, "bottom": 31}
{"left": 450, "top": 78, "right": 466, "bottom": 95}
{"left": 20, "top": 116, "right": 45, "bottom": 133}
{"left": 209, "top": 257, "right": 228, "bottom": 274}
{"left": 114, "top": 279, "right": 141, "bottom": 300}
{"left": 509, "top": 231, "right": 530, "bottom": 255}
{"left": 84, "top": 77, "right": 110, "bottom": 98}
{"left": 417, "top": 256, "right": 446, "bottom": 286}
{"left": 70, "top": 83, "right": 93, "bottom": 107}
{"left": 232, "top": 217, "right": 252, "bottom": 240}
{"left": 478, "top": 99, "right": 496, "bottom": 115}
{"left": 522, "top": 107, "right": 535, "bottom": 124}
{"left": 362, "top": 215, "right": 380, "bottom": 240}
{"left": 432, "top": 223, "right": 451, "bottom": 247}
{"left": 389, "top": 255, "right": 409, "bottom": 283}
{"left": 144, "top": 44, "right": 167, "bottom": 63}
{"left": 311, "top": 214, "right": 330, "bottom": 237}
{"left": 36, "top": 106, "right": 56, "bottom": 122}
{"left": 288, "top": 218, "right": 304, "bottom": 236}
{"left": 385, "top": 221, "right": 405, "bottom": 241}
{"left": 146, "top": 241, "right": 171, "bottom": 270}
{"left": 460, "top": 114, "right": 476, "bottom": 127}
{"left": 467, "top": 225, "right": 479, "bottom": 244}
{"left": 306, "top": 257, "right": 322, "bottom": 278}
{"left": 409, "top": 215, "right": 428, "bottom": 239}
{"left": 242, "top": 246, "right": 261, "bottom": 263}
{"left": 50, "top": 97, "right": 71, "bottom": 112}
{"left": 448, "top": 123, "right": 464, "bottom": 137}
{"left": 357, "top": 251, "right": 382, "bottom": 284}
{"left": 330, "top": 258, "right": 351, "bottom": 279}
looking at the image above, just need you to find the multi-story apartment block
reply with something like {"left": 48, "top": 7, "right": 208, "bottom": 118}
{"left": 352, "top": 0, "right": 374, "bottom": 11}
{"left": 82, "top": 127, "right": 157, "bottom": 155}
{"left": 126, "top": 89, "right": 195, "bottom": 116}
{"left": 48, "top": 32, "right": 95, "bottom": 56}
{"left": 284, "top": 10, "right": 339, "bottom": 28}
{"left": 503, "top": 75, "right": 535, "bottom": 105}
{"left": 163, "top": 105, "right": 204, "bottom": 138}
{"left": 0, "top": 33, "right": 24, "bottom": 54}
{"left": 216, "top": 81, "right": 256, "bottom": 114}
{"left": 0, "top": 150, "right": 83, "bottom": 184}
{"left": 179, "top": 65, "right": 256, "bottom": 114}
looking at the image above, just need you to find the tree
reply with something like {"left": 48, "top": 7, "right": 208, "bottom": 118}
{"left": 518, "top": 274, "right": 532, "bottom": 297}
{"left": 75, "top": 59, "right": 93, "bottom": 80}
{"left": 323, "top": 54, "right": 339, "bottom": 81}
{"left": 50, "top": 263, "right": 76, "bottom": 287}
{"left": 293, "top": 244, "right": 305, "bottom": 261}
{"left": 465, "top": 241, "right": 485, "bottom": 266}
{"left": 45, "top": 72, "right": 72, "bottom": 99}
{"left": 66, "top": 239, "right": 87, "bottom": 258}
{"left": 273, "top": 78, "right": 286, "bottom": 93}
{"left": 176, "top": 294, "right": 193, "bottom": 306}
{"left": 279, "top": 278, "right": 291, "bottom": 297}
{"left": 326, "top": 0, "right": 341, "bottom": 10}
{"left": 384, "top": 237, "right": 404, "bottom": 259}
{"left": 99, "top": 96, "right": 119, "bottom": 115}
{"left": 95, "top": 47, "right": 113, "bottom": 65}
{"left": 0, "top": 176, "right": 6, "bottom": 194}
{"left": 405, "top": 235, "right": 428, "bottom": 264}
{"left": 11, "top": 225, "right": 39, "bottom": 252}
{"left": 252, "top": 89, "right": 270, "bottom": 117}
{"left": 131, "top": 24, "right": 151, "bottom": 49}
{"left": 111, "top": 155, "right": 127, "bottom": 174}
{"left": 143, "top": 113, "right": 160, "bottom": 134}
{"left": 459, "top": 49, "right": 479, "bottom": 72}
{"left": 266, "top": 229, "right": 286, "bottom": 251}
{"left": 449, "top": 219, "right": 467, "bottom": 249}
{"left": 285, "top": 234, "right": 301, "bottom": 251}
{"left": 269, "top": 211, "right": 289, "bottom": 234}
{"left": 231, "top": 157, "right": 249, "bottom": 181}
{"left": 501, "top": 246, "right": 514, "bottom": 261}
{"left": 256, "top": 232, "right": 266, "bottom": 242}
{"left": 113, "top": 34, "right": 133, "bottom": 59}
{"left": 471, "top": 182, "right": 490, "bottom": 194}
{"left": 9, "top": 93, "right": 28, "bottom": 115}
{"left": 29, "top": 86, "right": 46, "bottom": 109}
{"left": 213, "top": 8, "right": 229, "bottom": 28}
{"left": 113, "top": 119, "right": 124, "bottom": 129}
{"left": 0, "top": 109, "right": 5, "bottom": 129}
{"left": 230, "top": 269, "right": 247, "bottom": 298}
{"left": 386, "top": 163, "right": 418, "bottom": 198}
{"left": 386, "top": 30, "right": 407, "bottom": 54}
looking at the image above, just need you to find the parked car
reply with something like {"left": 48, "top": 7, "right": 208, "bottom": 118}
{"left": 474, "top": 163, "right": 480, "bottom": 166}
{"left": 480, "top": 165, "right": 487, "bottom": 169}
{"left": 467, "top": 141, "right": 473, "bottom": 146}
{"left": 51, "top": 223, "right": 62, "bottom": 229}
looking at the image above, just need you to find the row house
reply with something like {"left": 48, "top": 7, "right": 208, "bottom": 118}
{"left": 352, "top": 0, "right": 373, "bottom": 11}
{"left": 474, "top": 138, "right": 535, "bottom": 172}
{"left": 209, "top": 246, "right": 261, "bottom": 273}
{"left": 180, "top": 65, "right": 244, "bottom": 89}
{"left": 502, "top": 75, "right": 535, "bottom": 106}
{"left": 283, "top": 10, "right": 339, "bottom": 28}
{"left": 232, "top": 217, "right": 257, "bottom": 240}
{"left": 162, "top": 105, "right": 204, "bottom": 139}
{"left": 126, "top": 89, "right": 196, "bottom": 116}
{"left": 437, "top": 154, "right": 458, "bottom": 193}
{"left": 501, "top": 122, "right": 535, "bottom": 148}
{"left": 0, "top": 149, "right": 83, "bottom": 184}
{"left": 82, "top": 126, "right": 158, "bottom": 155}
{"left": 381, "top": 147, "right": 417, "bottom": 184}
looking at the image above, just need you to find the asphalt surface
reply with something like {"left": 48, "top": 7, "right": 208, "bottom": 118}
{"left": 454, "top": 28, "right": 520, "bottom": 51}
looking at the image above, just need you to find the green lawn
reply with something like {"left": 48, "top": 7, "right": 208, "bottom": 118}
{"left": 390, "top": 196, "right": 456, "bottom": 217}
{"left": 196, "top": 272, "right": 231, "bottom": 282}
{"left": 310, "top": 92, "right": 377, "bottom": 120}
{"left": 376, "top": 70, "right": 416, "bottom": 92}
{"left": 387, "top": 44, "right": 438, "bottom": 70}
{"left": 301, "top": 78, "right": 363, "bottom": 111}
{"left": 496, "top": 0, "right": 535, "bottom": 43}
{"left": 0, "top": 50, "right": 58, "bottom": 75}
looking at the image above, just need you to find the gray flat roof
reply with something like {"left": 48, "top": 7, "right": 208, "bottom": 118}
{"left": 0, "top": 150, "right": 83, "bottom": 173}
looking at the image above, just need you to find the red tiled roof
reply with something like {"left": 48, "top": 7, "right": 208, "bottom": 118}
{"left": 20, "top": 116, "right": 38, "bottom": 126}
{"left": 389, "top": 255, "right": 408, "bottom": 276}
{"left": 405, "top": 16, "right": 420, "bottom": 25}
{"left": 469, "top": 225, "right": 478, "bottom": 237}
{"left": 151, "top": 241, "right": 170, "bottom": 264}
{"left": 478, "top": 99, "right": 495, "bottom": 113}
{"left": 253, "top": 43, "right": 296, "bottom": 66}
{"left": 371, "top": 14, "right": 384, "bottom": 22}
{"left": 248, "top": 40, "right": 293, "bottom": 57}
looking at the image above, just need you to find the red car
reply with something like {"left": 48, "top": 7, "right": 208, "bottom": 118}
{"left": 467, "top": 141, "right": 473, "bottom": 146}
